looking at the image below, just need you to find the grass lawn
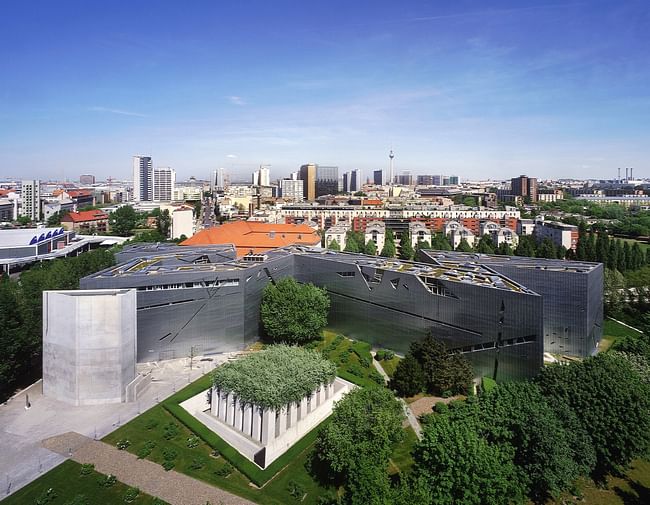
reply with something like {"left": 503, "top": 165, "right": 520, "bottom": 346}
{"left": 103, "top": 377, "right": 332, "bottom": 505}
{"left": 378, "top": 355, "right": 401, "bottom": 378}
{"left": 601, "top": 318, "right": 645, "bottom": 351}
{"left": 0, "top": 460, "right": 166, "bottom": 505}
{"left": 546, "top": 458, "right": 650, "bottom": 505}
{"left": 388, "top": 427, "right": 418, "bottom": 476}
{"left": 618, "top": 237, "right": 650, "bottom": 253}
{"left": 315, "top": 330, "right": 385, "bottom": 388}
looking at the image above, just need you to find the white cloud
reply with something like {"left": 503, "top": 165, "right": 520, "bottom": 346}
{"left": 227, "top": 96, "right": 246, "bottom": 106}
{"left": 88, "top": 106, "right": 146, "bottom": 117}
{"left": 226, "top": 154, "right": 238, "bottom": 158}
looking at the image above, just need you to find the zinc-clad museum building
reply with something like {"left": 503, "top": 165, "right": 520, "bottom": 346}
{"left": 75, "top": 244, "right": 545, "bottom": 382}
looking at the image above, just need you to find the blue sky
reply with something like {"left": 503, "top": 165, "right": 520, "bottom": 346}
{"left": 0, "top": 0, "right": 648, "bottom": 182}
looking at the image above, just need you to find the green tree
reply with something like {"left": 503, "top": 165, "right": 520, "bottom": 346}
{"left": 537, "top": 238, "right": 557, "bottom": 259}
{"left": 380, "top": 229, "right": 396, "bottom": 257}
{"left": 617, "top": 239, "right": 626, "bottom": 271}
{"left": 412, "top": 414, "right": 526, "bottom": 505}
{"left": 399, "top": 231, "right": 415, "bottom": 260}
{"left": 456, "top": 238, "right": 473, "bottom": 252}
{"left": 515, "top": 235, "right": 536, "bottom": 257}
{"left": 410, "top": 334, "right": 473, "bottom": 395}
{"left": 476, "top": 234, "right": 495, "bottom": 254}
{"left": 536, "top": 353, "right": 650, "bottom": 477}
{"left": 415, "top": 240, "right": 431, "bottom": 255}
{"left": 109, "top": 206, "right": 137, "bottom": 236}
{"left": 344, "top": 230, "right": 364, "bottom": 253}
{"left": 479, "top": 381, "right": 589, "bottom": 501}
{"left": 156, "top": 209, "right": 171, "bottom": 238}
{"left": 431, "top": 233, "right": 452, "bottom": 251}
{"left": 364, "top": 239, "right": 377, "bottom": 255}
{"left": 313, "top": 388, "right": 404, "bottom": 505}
{"left": 390, "top": 354, "right": 425, "bottom": 397}
{"left": 327, "top": 238, "right": 341, "bottom": 251}
{"left": 260, "top": 278, "right": 330, "bottom": 344}
{"left": 496, "top": 242, "right": 514, "bottom": 256}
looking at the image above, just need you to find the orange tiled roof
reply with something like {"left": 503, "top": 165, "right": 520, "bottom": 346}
{"left": 61, "top": 210, "right": 108, "bottom": 223}
{"left": 180, "top": 221, "right": 320, "bottom": 256}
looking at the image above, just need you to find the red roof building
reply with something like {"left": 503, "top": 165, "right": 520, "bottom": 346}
{"left": 180, "top": 221, "right": 321, "bottom": 256}
{"left": 61, "top": 210, "right": 109, "bottom": 234}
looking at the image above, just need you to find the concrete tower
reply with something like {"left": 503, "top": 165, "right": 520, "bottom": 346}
{"left": 389, "top": 149, "right": 395, "bottom": 185}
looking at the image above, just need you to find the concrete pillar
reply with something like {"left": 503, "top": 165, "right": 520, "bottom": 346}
{"left": 228, "top": 394, "right": 236, "bottom": 426}
{"left": 243, "top": 404, "right": 253, "bottom": 436}
{"left": 299, "top": 397, "right": 308, "bottom": 422}
{"left": 276, "top": 407, "right": 285, "bottom": 436}
{"left": 315, "top": 387, "right": 321, "bottom": 408}
{"left": 289, "top": 402, "right": 299, "bottom": 428}
{"left": 252, "top": 405, "right": 262, "bottom": 442}
{"left": 325, "top": 382, "right": 331, "bottom": 400}
{"left": 218, "top": 391, "right": 228, "bottom": 421}
{"left": 307, "top": 393, "right": 313, "bottom": 414}
{"left": 211, "top": 387, "right": 218, "bottom": 416}
{"left": 261, "top": 408, "right": 275, "bottom": 445}
{"left": 234, "top": 396, "right": 243, "bottom": 432}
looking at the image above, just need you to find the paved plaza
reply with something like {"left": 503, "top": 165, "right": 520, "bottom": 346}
{"left": 0, "top": 354, "right": 233, "bottom": 498}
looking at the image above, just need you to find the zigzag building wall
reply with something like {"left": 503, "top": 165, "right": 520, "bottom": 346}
{"left": 79, "top": 245, "right": 544, "bottom": 380}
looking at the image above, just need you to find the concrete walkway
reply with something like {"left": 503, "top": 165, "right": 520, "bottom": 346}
{"left": 43, "top": 432, "right": 255, "bottom": 505}
{"left": 0, "top": 355, "right": 232, "bottom": 498}
{"left": 371, "top": 353, "right": 422, "bottom": 439}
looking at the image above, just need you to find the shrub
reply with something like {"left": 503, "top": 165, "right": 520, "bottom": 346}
{"left": 162, "top": 447, "right": 178, "bottom": 461}
{"left": 189, "top": 457, "right": 206, "bottom": 470}
{"left": 357, "top": 354, "right": 371, "bottom": 368}
{"left": 145, "top": 418, "right": 159, "bottom": 430}
{"left": 215, "top": 462, "right": 233, "bottom": 477}
{"left": 390, "top": 354, "right": 425, "bottom": 397}
{"left": 79, "top": 463, "right": 94, "bottom": 476}
{"left": 441, "top": 390, "right": 453, "bottom": 398}
{"left": 369, "top": 369, "right": 385, "bottom": 385}
{"left": 482, "top": 376, "right": 497, "bottom": 394}
{"left": 152, "top": 499, "right": 168, "bottom": 505}
{"left": 434, "top": 402, "right": 449, "bottom": 415}
{"left": 287, "top": 479, "right": 306, "bottom": 500}
{"left": 162, "top": 460, "right": 175, "bottom": 471}
{"left": 347, "top": 363, "right": 365, "bottom": 378}
{"left": 97, "top": 474, "right": 117, "bottom": 488}
{"left": 116, "top": 439, "right": 131, "bottom": 450}
{"left": 123, "top": 487, "right": 140, "bottom": 503}
{"left": 186, "top": 435, "right": 200, "bottom": 448}
{"left": 384, "top": 350, "right": 395, "bottom": 360}
{"left": 162, "top": 422, "right": 180, "bottom": 440}
{"left": 210, "top": 449, "right": 220, "bottom": 458}
{"left": 137, "top": 440, "right": 157, "bottom": 459}
{"left": 35, "top": 488, "right": 57, "bottom": 505}
{"left": 339, "top": 349, "right": 351, "bottom": 363}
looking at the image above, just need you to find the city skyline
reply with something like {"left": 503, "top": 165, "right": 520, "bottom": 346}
{"left": 1, "top": 1, "right": 649, "bottom": 181}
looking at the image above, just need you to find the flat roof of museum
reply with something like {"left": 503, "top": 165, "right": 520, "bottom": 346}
{"left": 86, "top": 245, "right": 534, "bottom": 293}
{"left": 418, "top": 250, "right": 601, "bottom": 273}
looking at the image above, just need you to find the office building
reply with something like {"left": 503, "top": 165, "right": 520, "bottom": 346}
{"left": 20, "top": 180, "right": 40, "bottom": 221}
{"left": 152, "top": 167, "right": 176, "bottom": 202}
{"left": 395, "top": 173, "right": 413, "bottom": 186}
{"left": 280, "top": 179, "right": 304, "bottom": 202}
{"left": 511, "top": 175, "right": 538, "bottom": 202}
{"left": 79, "top": 174, "right": 95, "bottom": 185}
{"left": 315, "top": 165, "right": 339, "bottom": 197}
{"left": 132, "top": 156, "right": 153, "bottom": 202}
{"left": 252, "top": 166, "right": 270, "bottom": 187}
{"left": 212, "top": 168, "right": 226, "bottom": 192}
{"left": 299, "top": 163, "right": 317, "bottom": 201}
{"left": 349, "top": 169, "right": 362, "bottom": 193}
{"left": 373, "top": 170, "right": 383, "bottom": 185}
{"left": 417, "top": 250, "right": 603, "bottom": 357}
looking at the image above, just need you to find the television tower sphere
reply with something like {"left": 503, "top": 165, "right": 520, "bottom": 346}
{"left": 389, "top": 149, "right": 394, "bottom": 159}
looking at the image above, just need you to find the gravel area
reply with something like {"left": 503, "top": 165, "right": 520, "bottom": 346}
{"left": 43, "top": 432, "right": 255, "bottom": 505}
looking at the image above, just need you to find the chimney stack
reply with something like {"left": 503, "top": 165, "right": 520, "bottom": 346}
{"left": 618, "top": 167, "right": 621, "bottom": 183}
{"left": 626, "top": 167, "right": 629, "bottom": 181}
{"left": 631, "top": 167, "right": 634, "bottom": 180}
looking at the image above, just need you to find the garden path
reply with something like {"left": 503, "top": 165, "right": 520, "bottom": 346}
{"left": 43, "top": 432, "right": 255, "bottom": 505}
{"left": 370, "top": 353, "right": 422, "bottom": 439}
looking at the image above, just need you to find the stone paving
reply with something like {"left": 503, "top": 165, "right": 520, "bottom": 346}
{"left": 0, "top": 355, "right": 232, "bottom": 498}
{"left": 43, "top": 432, "right": 255, "bottom": 505}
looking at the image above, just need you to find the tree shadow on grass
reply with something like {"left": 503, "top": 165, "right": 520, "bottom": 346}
{"left": 614, "top": 480, "right": 650, "bottom": 505}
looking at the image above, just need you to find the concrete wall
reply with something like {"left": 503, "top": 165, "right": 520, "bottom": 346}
{"left": 42, "top": 289, "right": 137, "bottom": 406}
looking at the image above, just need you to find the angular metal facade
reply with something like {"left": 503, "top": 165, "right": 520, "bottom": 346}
{"left": 81, "top": 246, "right": 545, "bottom": 380}
{"left": 417, "top": 250, "right": 604, "bottom": 357}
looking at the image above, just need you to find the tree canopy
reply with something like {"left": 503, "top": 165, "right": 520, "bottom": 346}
{"left": 211, "top": 345, "right": 336, "bottom": 409}
{"left": 314, "top": 387, "right": 404, "bottom": 505}
{"left": 260, "top": 277, "right": 330, "bottom": 344}
{"left": 109, "top": 205, "right": 138, "bottom": 236}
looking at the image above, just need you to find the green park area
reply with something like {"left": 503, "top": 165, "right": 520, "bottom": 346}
{"left": 0, "top": 460, "right": 167, "bottom": 505}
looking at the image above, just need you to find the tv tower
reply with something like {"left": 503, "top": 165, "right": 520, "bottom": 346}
{"left": 388, "top": 148, "right": 395, "bottom": 185}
